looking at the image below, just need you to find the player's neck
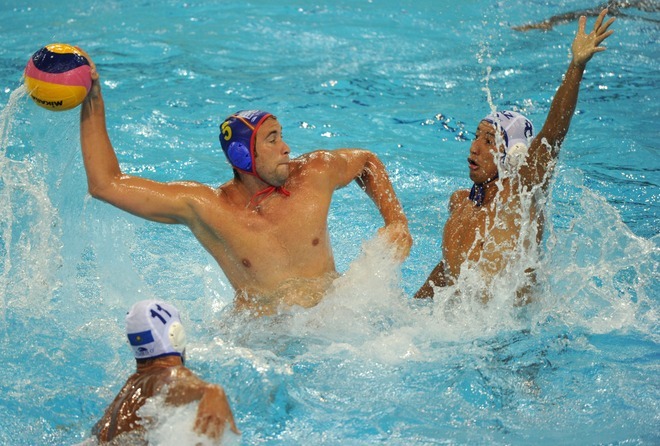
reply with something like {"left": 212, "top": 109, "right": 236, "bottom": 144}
{"left": 235, "top": 174, "right": 290, "bottom": 208}
{"left": 135, "top": 355, "right": 183, "bottom": 372}
{"left": 482, "top": 176, "right": 501, "bottom": 203}
{"left": 470, "top": 174, "right": 500, "bottom": 206}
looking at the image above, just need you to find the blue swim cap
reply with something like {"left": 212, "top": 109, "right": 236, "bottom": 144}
{"left": 219, "top": 110, "right": 273, "bottom": 174}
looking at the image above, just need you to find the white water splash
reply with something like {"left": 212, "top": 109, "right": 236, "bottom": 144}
{"left": 543, "top": 168, "right": 659, "bottom": 336}
{"left": 139, "top": 394, "right": 241, "bottom": 446}
{"left": 1, "top": 85, "right": 64, "bottom": 322}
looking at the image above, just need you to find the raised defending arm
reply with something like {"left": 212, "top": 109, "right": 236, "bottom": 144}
{"left": 519, "top": 9, "right": 615, "bottom": 188}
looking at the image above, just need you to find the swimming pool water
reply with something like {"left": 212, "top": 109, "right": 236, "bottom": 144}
{"left": 1, "top": 1, "right": 658, "bottom": 445}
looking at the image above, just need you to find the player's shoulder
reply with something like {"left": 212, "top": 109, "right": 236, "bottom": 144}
{"left": 449, "top": 189, "right": 470, "bottom": 211}
{"left": 290, "top": 150, "right": 337, "bottom": 175}
{"left": 297, "top": 149, "right": 335, "bottom": 164}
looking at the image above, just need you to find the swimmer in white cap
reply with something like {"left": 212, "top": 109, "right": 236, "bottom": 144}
{"left": 92, "top": 300, "right": 239, "bottom": 443}
{"left": 78, "top": 52, "right": 411, "bottom": 316}
{"left": 415, "top": 9, "right": 615, "bottom": 302}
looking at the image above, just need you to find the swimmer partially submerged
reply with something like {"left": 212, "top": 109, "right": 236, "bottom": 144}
{"left": 93, "top": 300, "right": 239, "bottom": 442}
{"left": 79, "top": 55, "right": 412, "bottom": 315}
{"left": 416, "top": 9, "right": 616, "bottom": 302}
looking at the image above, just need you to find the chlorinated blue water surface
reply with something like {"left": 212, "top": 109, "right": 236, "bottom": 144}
{"left": 0, "top": 1, "right": 658, "bottom": 445}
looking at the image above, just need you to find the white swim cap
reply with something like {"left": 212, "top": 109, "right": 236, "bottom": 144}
{"left": 482, "top": 110, "right": 535, "bottom": 172}
{"left": 125, "top": 299, "right": 187, "bottom": 360}
{"left": 482, "top": 110, "right": 534, "bottom": 152}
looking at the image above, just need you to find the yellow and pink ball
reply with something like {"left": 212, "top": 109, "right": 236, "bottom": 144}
{"left": 24, "top": 43, "right": 92, "bottom": 111}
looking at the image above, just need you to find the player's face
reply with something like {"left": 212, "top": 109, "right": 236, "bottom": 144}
{"left": 254, "top": 118, "right": 291, "bottom": 186}
{"left": 468, "top": 121, "right": 503, "bottom": 184}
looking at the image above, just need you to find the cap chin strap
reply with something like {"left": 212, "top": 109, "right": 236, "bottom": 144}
{"left": 469, "top": 174, "right": 499, "bottom": 207}
{"left": 243, "top": 158, "right": 291, "bottom": 207}
{"left": 249, "top": 185, "right": 291, "bottom": 207}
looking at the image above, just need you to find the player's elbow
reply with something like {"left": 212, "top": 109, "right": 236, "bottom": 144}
{"left": 87, "top": 183, "right": 105, "bottom": 200}
{"left": 364, "top": 150, "right": 381, "bottom": 166}
{"left": 206, "top": 384, "right": 227, "bottom": 399}
{"left": 87, "top": 176, "right": 121, "bottom": 202}
{"left": 358, "top": 151, "right": 384, "bottom": 177}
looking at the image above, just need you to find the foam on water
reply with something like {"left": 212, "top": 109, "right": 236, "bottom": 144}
{"left": 137, "top": 394, "right": 241, "bottom": 446}
{"left": 544, "top": 168, "right": 659, "bottom": 336}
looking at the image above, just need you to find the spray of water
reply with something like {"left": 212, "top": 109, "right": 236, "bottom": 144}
{"left": 138, "top": 393, "right": 241, "bottom": 446}
{"left": 0, "top": 86, "right": 25, "bottom": 323}
{"left": 1, "top": 85, "right": 65, "bottom": 323}
{"left": 543, "top": 168, "right": 659, "bottom": 336}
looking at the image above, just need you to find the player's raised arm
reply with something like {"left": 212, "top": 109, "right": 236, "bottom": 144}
{"left": 520, "top": 9, "right": 615, "bottom": 188}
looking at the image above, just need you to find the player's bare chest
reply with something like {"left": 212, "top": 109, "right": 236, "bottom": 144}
{"left": 442, "top": 202, "right": 491, "bottom": 254}
{"left": 212, "top": 192, "right": 327, "bottom": 239}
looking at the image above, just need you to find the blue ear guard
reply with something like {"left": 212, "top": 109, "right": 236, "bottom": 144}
{"left": 226, "top": 141, "right": 252, "bottom": 171}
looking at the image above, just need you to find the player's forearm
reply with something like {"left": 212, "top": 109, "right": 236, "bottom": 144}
{"left": 542, "top": 60, "right": 585, "bottom": 152}
{"left": 80, "top": 85, "right": 123, "bottom": 197}
{"left": 414, "top": 261, "right": 448, "bottom": 299}
{"left": 357, "top": 155, "right": 408, "bottom": 227}
{"left": 377, "top": 192, "right": 408, "bottom": 228}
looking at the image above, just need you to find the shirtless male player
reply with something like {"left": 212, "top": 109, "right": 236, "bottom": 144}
{"left": 80, "top": 55, "right": 412, "bottom": 316}
{"left": 415, "top": 9, "right": 615, "bottom": 302}
{"left": 93, "top": 299, "right": 239, "bottom": 443}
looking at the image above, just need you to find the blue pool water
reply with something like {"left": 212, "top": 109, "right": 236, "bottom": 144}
{"left": 1, "top": 1, "right": 658, "bottom": 445}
